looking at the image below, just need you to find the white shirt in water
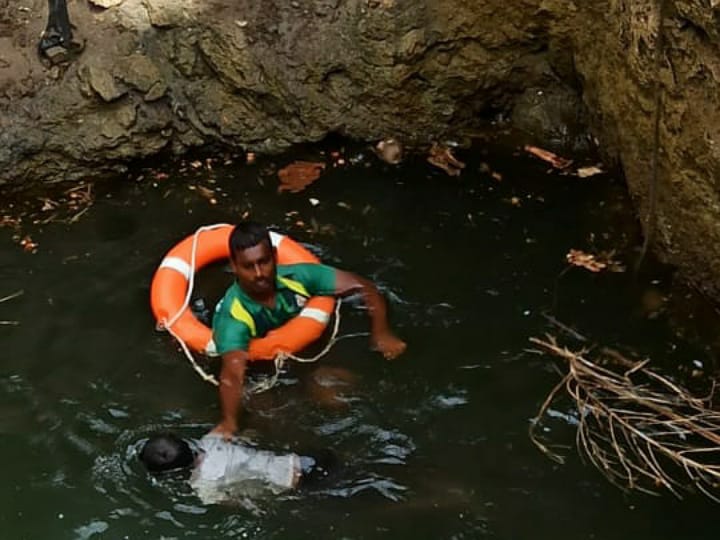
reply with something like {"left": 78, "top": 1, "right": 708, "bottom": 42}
{"left": 189, "top": 433, "right": 301, "bottom": 505}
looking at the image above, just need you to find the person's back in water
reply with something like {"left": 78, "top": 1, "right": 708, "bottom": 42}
{"left": 139, "top": 432, "right": 334, "bottom": 505}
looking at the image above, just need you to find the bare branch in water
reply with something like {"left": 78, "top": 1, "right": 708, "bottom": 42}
{"left": 530, "top": 335, "right": 720, "bottom": 503}
{"left": 0, "top": 290, "right": 23, "bottom": 304}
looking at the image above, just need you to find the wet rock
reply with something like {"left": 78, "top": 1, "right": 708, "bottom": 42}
{"left": 427, "top": 142, "right": 465, "bottom": 176}
{"left": 511, "top": 84, "right": 589, "bottom": 152}
{"left": 143, "top": 0, "right": 189, "bottom": 28}
{"left": 398, "top": 29, "right": 426, "bottom": 60}
{"left": 144, "top": 81, "right": 167, "bottom": 102}
{"left": 97, "top": 103, "right": 137, "bottom": 140}
{"left": 116, "top": 54, "right": 167, "bottom": 99}
{"left": 82, "top": 64, "right": 127, "bottom": 102}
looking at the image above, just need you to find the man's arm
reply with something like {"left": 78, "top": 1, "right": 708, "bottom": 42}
{"left": 212, "top": 350, "right": 248, "bottom": 440}
{"left": 333, "top": 270, "right": 407, "bottom": 359}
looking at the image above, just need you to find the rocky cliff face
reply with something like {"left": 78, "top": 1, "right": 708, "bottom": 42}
{"left": 0, "top": 0, "right": 578, "bottom": 183}
{"left": 2, "top": 0, "right": 720, "bottom": 299}
{"left": 569, "top": 0, "right": 720, "bottom": 299}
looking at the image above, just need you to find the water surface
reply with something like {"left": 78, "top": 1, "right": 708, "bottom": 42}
{"left": 1, "top": 135, "right": 717, "bottom": 539}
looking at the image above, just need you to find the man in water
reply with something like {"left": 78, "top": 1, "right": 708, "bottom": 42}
{"left": 212, "top": 221, "right": 406, "bottom": 439}
{"left": 139, "top": 432, "right": 331, "bottom": 504}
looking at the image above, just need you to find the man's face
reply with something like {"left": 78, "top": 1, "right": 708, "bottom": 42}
{"left": 230, "top": 240, "right": 277, "bottom": 298}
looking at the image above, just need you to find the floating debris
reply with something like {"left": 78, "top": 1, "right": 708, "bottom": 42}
{"left": 566, "top": 249, "right": 625, "bottom": 273}
{"left": 531, "top": 335, "right": 720, "bottom": 503}
{"left": 278, "top": 161, "right": 326, "bottom": 193}
{"left": 0, "top": 290, "right": 23, "bottom": 304}
{"left": 374, "top": 138, "right": 403, "bottom": 165}
{"left": 0, "top": 290, "right": 22, "bottom": 327}
{"left": 576, "top": 165, "right": 604, "bottom": 178}
{"left": 524, "top": 145, "right": 573, "bottom": 169}
{"left": 195, "top": 185, "right": 217, "bottom": 204}
{"left": 19, "top": 235, "right": 38, "bottom": 253}
{"left": 428, "top": 142, "right": 465, "bottom": 176}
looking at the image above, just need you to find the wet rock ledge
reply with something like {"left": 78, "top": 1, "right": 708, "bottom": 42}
{"left": 2, "top": 1, "right": 720, "bottom": 302}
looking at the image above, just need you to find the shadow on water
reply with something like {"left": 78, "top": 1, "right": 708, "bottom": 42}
{"left": 2, "top": 133, "right": 720, "bottom": 539}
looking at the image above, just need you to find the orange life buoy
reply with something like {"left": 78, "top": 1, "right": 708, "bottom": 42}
{"left": 150, "top": 224, "right": 335, "bottom": 360}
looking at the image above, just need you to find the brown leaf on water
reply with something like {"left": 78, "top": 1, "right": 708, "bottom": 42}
{"left": 566, "top": 249, "right": 625, "bottom": 273}
{"left": 277, "top": 161, "right": 326, "bottom": 193}
{"left": 427, "top": 142, "right": 465, "bottom": 176}
{"left": 19, "top": 235, "right": 38, "bottom": 253}
{"left": 567, "top": 249, "right": 605, "bottom": 272}
{"left": 524, "top": 145, "right": 573, "bottom": 169}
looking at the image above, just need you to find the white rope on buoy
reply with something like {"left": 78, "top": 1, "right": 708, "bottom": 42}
{"left": 161, "top": 223, "right": 230, "bottom": 331}
{"left": 164, "top": 321, "right": 220, "bottom": 386}
{"left": 246, "top": 300, "right": 343, "bottom": 394}
{"left": 159, "top": 224, "right": 230, "bottom": 386}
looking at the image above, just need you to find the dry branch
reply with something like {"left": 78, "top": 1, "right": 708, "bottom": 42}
{"left": 530, "top": 335, "right": 720, "bottom": 502}
{"left": 0, "top": 290, "right": 23, "bottom": 304}
{"left": 0, "top": 290, "right": 23, "bottom": 326}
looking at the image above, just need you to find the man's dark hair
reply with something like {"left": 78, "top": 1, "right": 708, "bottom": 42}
{"left": 139, "top": 433, "right": 194, "bottom": 473}
{"left": 229, "top": 221, "right": 272, "bottom": 258}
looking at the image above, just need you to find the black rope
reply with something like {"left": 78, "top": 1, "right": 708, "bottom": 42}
{"left": 636, "top": 0, "right": 669, "bottom": 272}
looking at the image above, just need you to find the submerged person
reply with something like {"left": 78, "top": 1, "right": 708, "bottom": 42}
{"left": 212, "top": 221, "right": 407, "bottom": 439}
{"left": 139, "top": 432, "right": 332, "bottom": 504}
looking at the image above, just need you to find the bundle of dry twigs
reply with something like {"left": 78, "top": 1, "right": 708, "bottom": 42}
{"left": 529, "top": 335, "right": 720, "bottom": 502}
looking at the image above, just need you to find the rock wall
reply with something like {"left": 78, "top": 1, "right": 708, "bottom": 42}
{"left": 0, "top": 0, "right": 570, "bottom": 183}
{"left": 569, "top": 0, "right": 720, "bottom": 299}
{"left": 2, "top": 0, "right": 720, "bottom": 299}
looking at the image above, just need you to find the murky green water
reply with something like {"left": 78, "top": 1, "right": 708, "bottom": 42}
{"left": 1, "top": 134, "right": 718, "bottom": 539}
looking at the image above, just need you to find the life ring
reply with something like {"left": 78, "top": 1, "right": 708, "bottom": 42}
{"left": 150, "top": 224, "right": 335, "bottom": 360}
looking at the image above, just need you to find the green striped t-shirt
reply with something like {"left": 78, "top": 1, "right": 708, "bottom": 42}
{"left": 212, "top": 263, "right": 336, "bottom": 355}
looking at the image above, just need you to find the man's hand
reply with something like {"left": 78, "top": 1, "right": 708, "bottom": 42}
{"left": 333, "top": 270, "right": 407, "bottom": 360}
{"left": 371, "top": 331, "right": 407, "bottom": 360}
{"left": 212, "top": 418, "right": 238, "bottom": 441}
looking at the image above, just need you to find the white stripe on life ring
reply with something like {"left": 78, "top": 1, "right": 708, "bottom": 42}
{"left": 299, "top": 307, "right": 330, "bottom": 324}
{"left": 269, "top": 231, "right": 284, "bottom": 248}
{"left": 205, "top": 339, "right": 218, "bottom": 357}
{"left": 159, "top": 256, "right": 192, "bottom": 280}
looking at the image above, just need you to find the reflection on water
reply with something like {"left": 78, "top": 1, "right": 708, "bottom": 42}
{"left": 1, "top": 135, "right": 719, "bottom": 538}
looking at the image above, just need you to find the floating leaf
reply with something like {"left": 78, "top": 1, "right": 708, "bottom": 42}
{"left": 278, "top": 161, "right": 326, "bottom": 193}
{"left": 565, "top": 249, "right": 627, "bottom": 273}
{"left": 524, "top": 145, "right": 573, "bottom": 169}
{"left": 428, "top": 142, "right": 465, "bottom": 176}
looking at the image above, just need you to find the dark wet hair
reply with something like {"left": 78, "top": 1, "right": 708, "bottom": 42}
{"left": 139, "top": 433, "right": 194, "bottom": 473}
{"left": 229, "top": 221, "right": 271, "bottom": 259}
